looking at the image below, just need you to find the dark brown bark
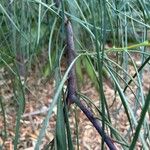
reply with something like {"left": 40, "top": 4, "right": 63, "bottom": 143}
{"left": 54, "top": 1, "right": 117, "bottom": 149}
{"left": 64, "top": 17, "right": 77, "bottom": 105}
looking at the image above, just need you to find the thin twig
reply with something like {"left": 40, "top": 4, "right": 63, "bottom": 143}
{"left": 23, "top": 108, "right": 49, "bottom": 117}
{"left": 124, "top": 55, "right": 150, "bottom": 92}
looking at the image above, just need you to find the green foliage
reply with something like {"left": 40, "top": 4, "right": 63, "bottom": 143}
{"left": 0, "top": 0, "right": 150, "bottom": 149}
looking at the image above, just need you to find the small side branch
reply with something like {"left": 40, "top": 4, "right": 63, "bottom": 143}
{"left": 74, "top": 97, "right": 117, "bottom": 150}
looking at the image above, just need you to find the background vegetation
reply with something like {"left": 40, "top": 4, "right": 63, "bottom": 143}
{"left": 0, "top": 0, "right": 150, "bottom": 149}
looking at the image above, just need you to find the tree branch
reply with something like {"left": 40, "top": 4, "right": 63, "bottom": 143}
{"left": 65, "top": 18, "right": 77, "bottom": 106}
{"left": 54, "top": 0, "right": 117, "bottom": 149}
{"left": 73, "top": 97, "right": 117, "bottom": 150}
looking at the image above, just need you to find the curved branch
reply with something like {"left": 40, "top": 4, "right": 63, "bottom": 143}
{"left": 54, "top": 0, "right": 117, "bottom": 149}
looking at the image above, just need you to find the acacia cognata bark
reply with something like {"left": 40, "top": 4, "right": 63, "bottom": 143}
{"left": 54, "top": 0, "right": 117, "bottom": 149}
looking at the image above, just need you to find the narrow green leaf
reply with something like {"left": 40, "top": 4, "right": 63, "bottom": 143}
{"left": 56, "top": 97, "right": 67, "bottom": 150}
{"left": 64, "top": 102, "right": 74, "bottom": 150}
{"left": 84, "top": 56, "right": 98, "bottom": 88}
{"left": 106, "top": 66, "right": 149, "bottom": 149}
{"left": 129, "top": 91, "right": 150, "bottom": 150}
{"left": 35, "top": 54, "right": 81, "bottom": 149}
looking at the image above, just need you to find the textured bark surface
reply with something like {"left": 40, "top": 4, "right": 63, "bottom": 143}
{"left": 54, "top": 0, "right": 117, "bottom": 149}
{"left": 65, "top": 18, "right": 77, "bottom": 105}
